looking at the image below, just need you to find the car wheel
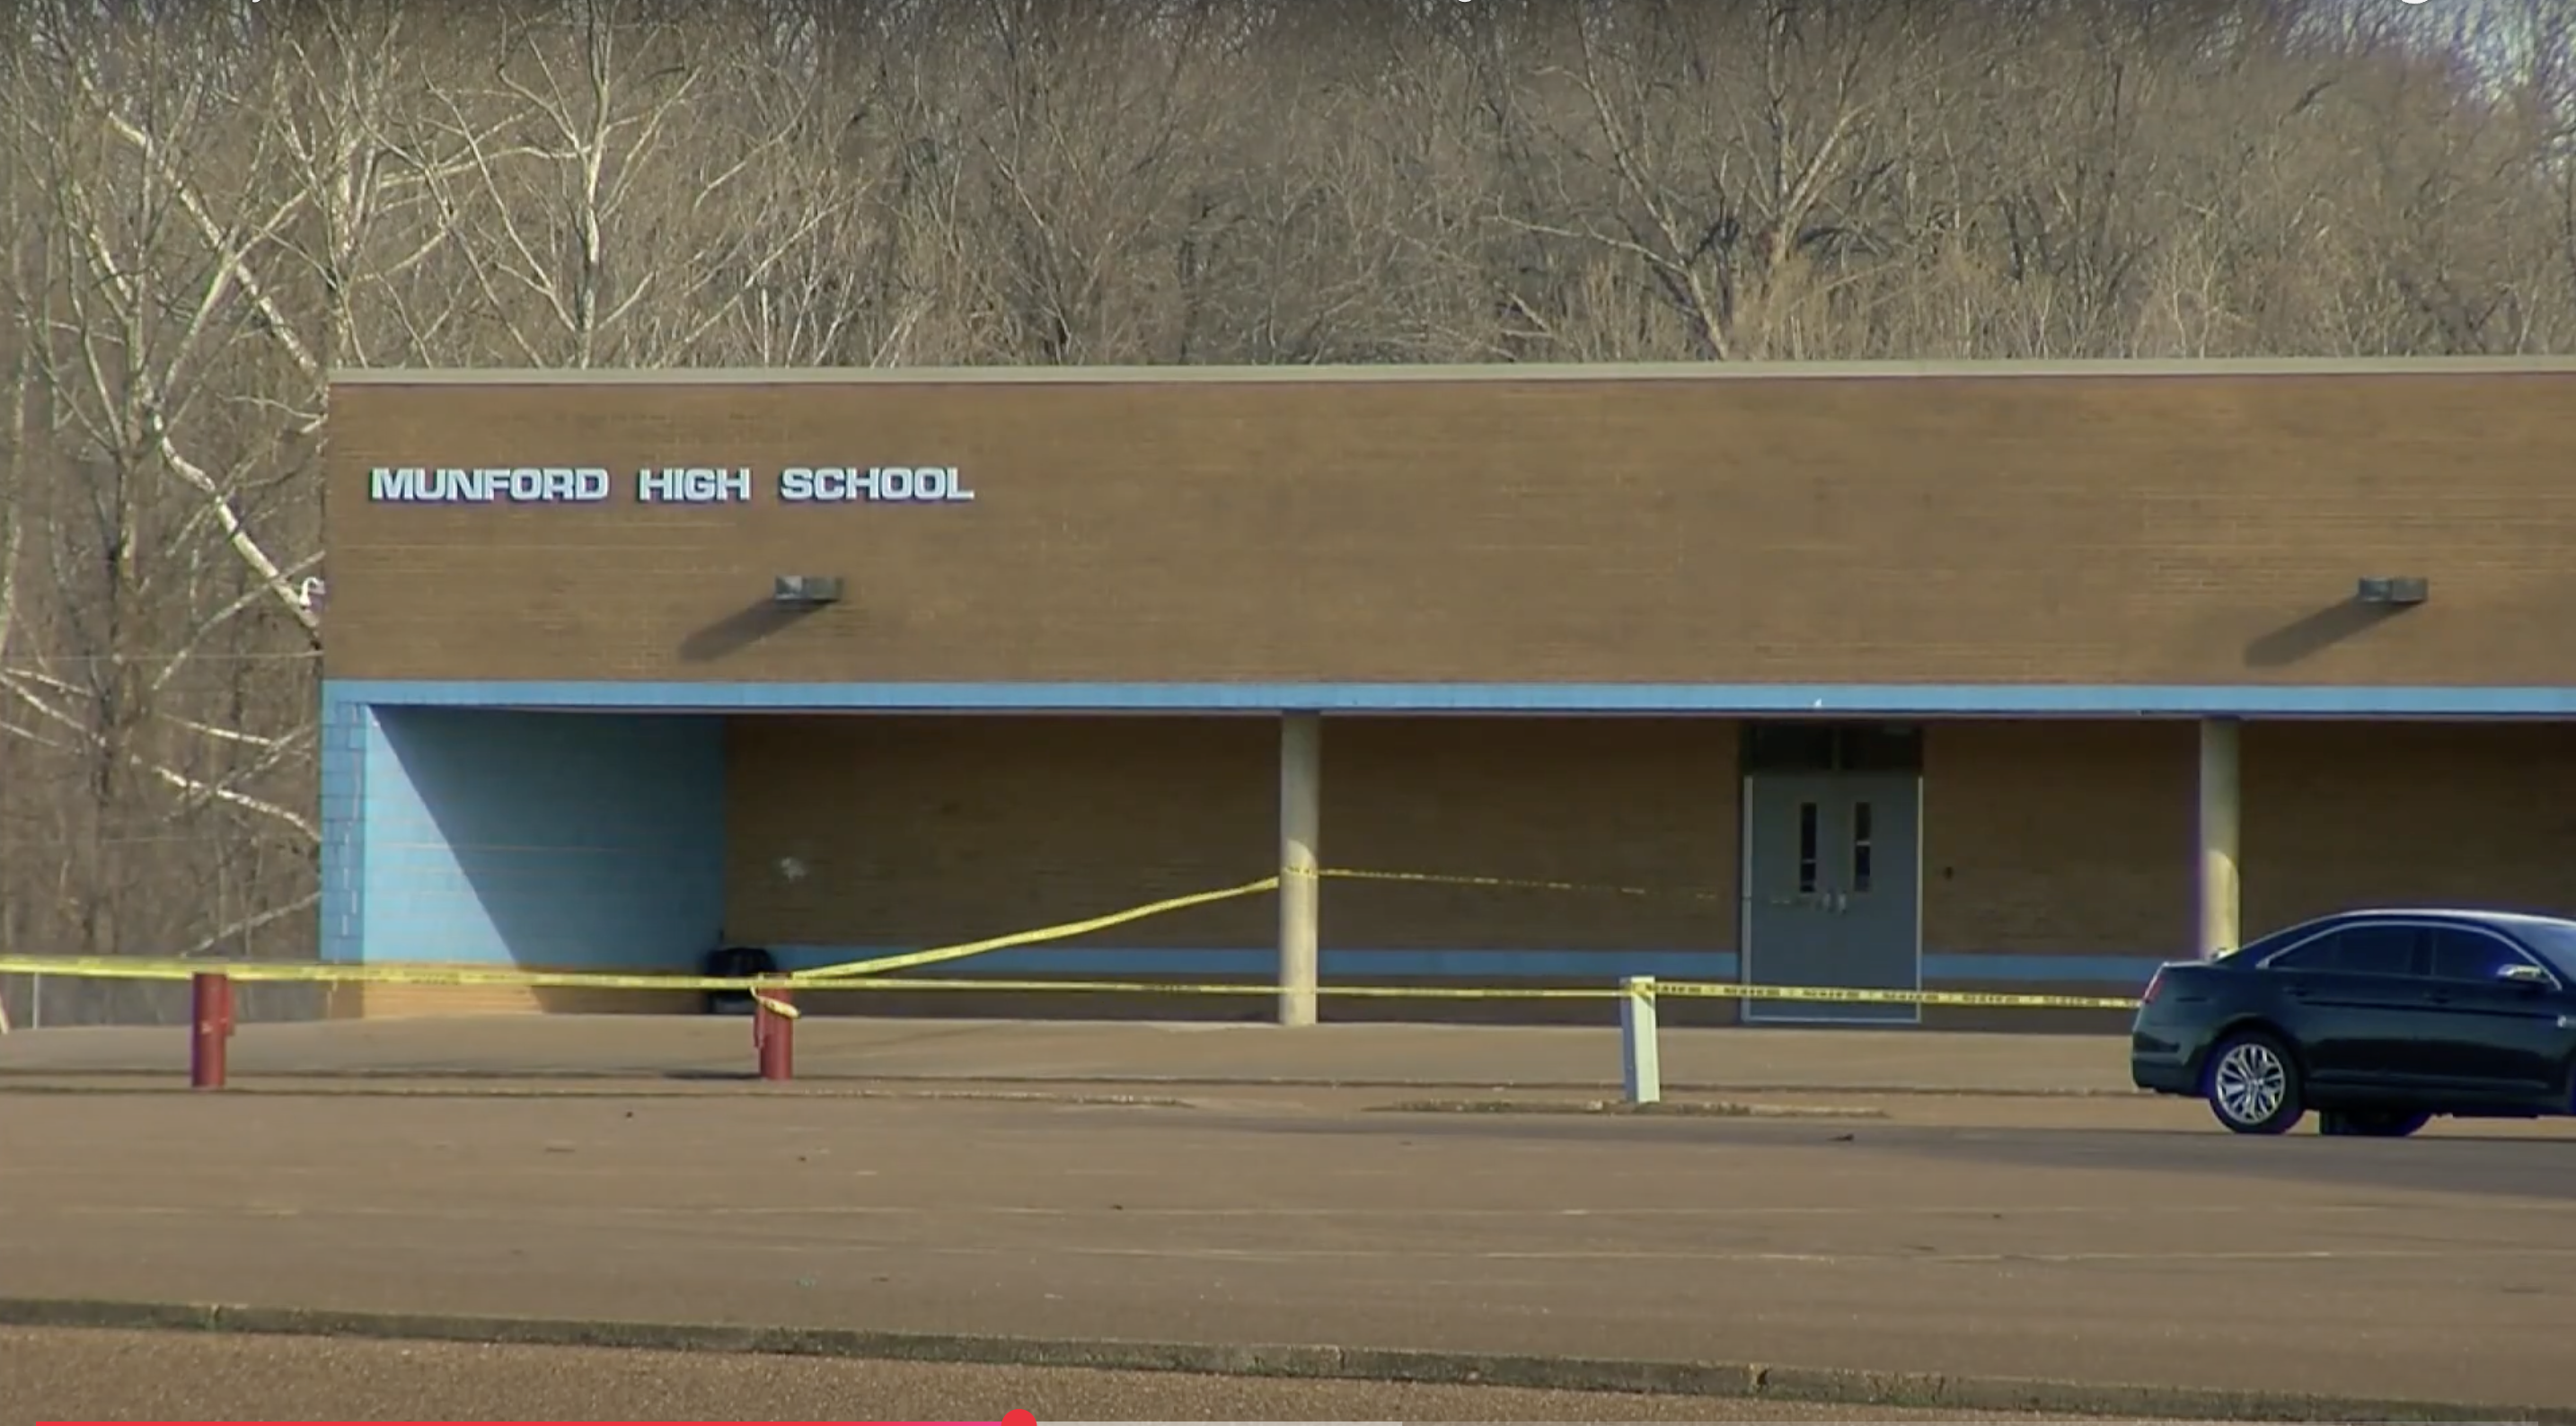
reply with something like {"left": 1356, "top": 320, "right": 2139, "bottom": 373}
{"left": 2327, "top": 1108, "right": 2431, "bottom": 1139}
{"left": 2205, "top": 1032, "right": 2305, "bottom": 1135}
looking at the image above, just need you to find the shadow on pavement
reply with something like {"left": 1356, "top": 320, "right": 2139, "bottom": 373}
{"left": 1232, "top": 1109, "right": 2576, "bottom": 1201}
{"left": 1865, "top": 1122, "right": 2576, "bottom": 1202}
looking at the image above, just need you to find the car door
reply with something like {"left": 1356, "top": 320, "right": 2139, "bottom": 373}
{"left": 2416, "top": 927, "right": 2576, "bottom": 1101}
{"left": 2263, "top": 923, "right": 2433, "bottom": 1090}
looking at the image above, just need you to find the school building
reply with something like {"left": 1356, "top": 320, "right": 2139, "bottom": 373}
{"left": 317, "top": 357, "right": 2576, "bottom": 1029}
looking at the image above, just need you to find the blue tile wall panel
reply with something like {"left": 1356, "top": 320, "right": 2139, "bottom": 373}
{"left": 353, "top": 707, "right": 724, "bottom": 968}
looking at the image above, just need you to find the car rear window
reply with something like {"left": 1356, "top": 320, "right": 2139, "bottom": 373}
{"left": 2502, "top": 921, "right": 2576, "bottom": 981}
{"left": 2427, "top": 928, "right": 2525, "bottom": 981}
{"left": 2268, "top": 924, "right": 2417, "bottom": 975}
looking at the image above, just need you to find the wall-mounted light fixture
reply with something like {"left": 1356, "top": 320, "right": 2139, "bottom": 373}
{"left": 2355, "top": 576, "right": 2429, "bottom": 607}
{"left": 772, "top": 574, "right": 844, "bottom": 606}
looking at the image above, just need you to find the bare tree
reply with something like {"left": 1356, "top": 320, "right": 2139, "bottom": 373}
{"left": 409, "top": 0, "right": 885, "bottom": 368}
{"left": 2, "top": 0, "right": 2572, "bottom": 1022}
{"left": 1, "top": 0, "right": 322, "bottom": 1019}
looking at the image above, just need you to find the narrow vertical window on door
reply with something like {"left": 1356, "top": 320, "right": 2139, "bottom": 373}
{"left": 1851, "top": 801, "right": 1874, "bottom": 893}
{"left": 1797, "top": 802, "right": 1819, "bottom": 893}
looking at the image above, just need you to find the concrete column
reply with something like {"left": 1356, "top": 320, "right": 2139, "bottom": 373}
{"left": 1277, "top": 711, "right": 1321, "bottom": 1026}
{"left": 2197, "top": 717, "right": 2242, "bottom": 960}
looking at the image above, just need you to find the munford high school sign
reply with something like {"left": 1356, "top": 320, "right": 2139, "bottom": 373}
{"left": 365, "top": 465, "right": 975, "bottom": 505}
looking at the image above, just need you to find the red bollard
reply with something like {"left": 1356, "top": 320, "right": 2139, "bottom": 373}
{"left": 754, "top": 984, "right": 794, "bottom": 1082}
{"left": 190, "top": 971, "right": 233, "bottom": 1090}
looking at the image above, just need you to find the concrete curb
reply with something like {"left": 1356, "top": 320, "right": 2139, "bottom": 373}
{"left": 0, "top": 1069, "right": 2143, "bottom": 1098}
{"left": 0, "top": 1080, "right": 1201, "bottom": 1107}
{"left": 846, "top": 1074, "right": 2151, "bottom": 1099}
{"left": 1365, "top": 1098, "right": 1888, "bottom": 1119}
{"left": 0, "top": 1297, "right": 2559, "bottom": 1423}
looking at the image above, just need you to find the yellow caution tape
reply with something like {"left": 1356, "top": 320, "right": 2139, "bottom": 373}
{"left": 749, "top": 991, "right": 801, "bottom": 1020}
{"left": 807, "top": 976, "right": 1622, "bottom": 999}
{"left": 1308, "top": 865, "right": 1733, "bottom": 904}
{"left": 792, "top": 876, "right": 1284, "bottom": 980}
{"left": 0, "top": 957, "right": 2136, "bottom": 1011}
{"left": 0, "top": 877, "right": 1291, "bottom": 991}
{"left": 0, "top": 957, "right": 765, "bottom": 991}
{"left": 0, "top": 865, "right": 2143, "bottom": 1013}
{"left": 1653, "top": 980, "right": 2140, "bottom": 1012}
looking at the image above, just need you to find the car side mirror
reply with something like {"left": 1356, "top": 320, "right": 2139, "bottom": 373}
{"left": 2495, "top": 963, "right": 2553, "bottom": 990}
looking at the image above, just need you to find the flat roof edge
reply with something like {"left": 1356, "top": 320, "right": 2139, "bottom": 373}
{"left": 319, "top": 678, "right": 2576, "bottom": 718}
{"left": 325, "top": 356, "right": 2576, "bottom": 387}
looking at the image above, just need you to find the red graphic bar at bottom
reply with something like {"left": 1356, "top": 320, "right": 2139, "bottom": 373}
{"left": 44, "top": 1418, "right": 1041, "bottom": 1426}
{"left": 38, "top": 1419, "right": 1414, "bottom": 1426}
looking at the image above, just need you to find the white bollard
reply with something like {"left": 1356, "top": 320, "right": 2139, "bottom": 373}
{"left": 1619, "top": 975, "right": 1662, "bottom": 1105}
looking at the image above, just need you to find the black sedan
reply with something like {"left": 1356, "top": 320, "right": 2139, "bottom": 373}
{"left": 2130, "top": 908, "right": 2576, "bottom": 1136}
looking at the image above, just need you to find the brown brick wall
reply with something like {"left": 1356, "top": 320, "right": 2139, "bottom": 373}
{"left": 1922, "top": 721, "right": 2196, "bottom": 963}
{"left": 2241, "top": 721, "right": 2576, "bottom": 933}
{"left": 721, "top": 716, "right": 1275, "bottom": 956}
{"left": 1918, "top": 719, "right": 2576, "bottom": 982}
{"left": 719, "top": 714, "right": 1738, "bottom": 974}
{"left": 324, "top": 366, "right": 2576, "bottom": 688}
{"left": 348, "top": 713, "right": 2576, "bottom": 1030}
{"left": 1320, "top": 717, "right": 1740, "bottom": 960}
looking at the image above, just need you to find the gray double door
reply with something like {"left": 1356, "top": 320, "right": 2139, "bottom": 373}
{"left": 1742, "top": 772, "right": 1925, "bottom": 1025}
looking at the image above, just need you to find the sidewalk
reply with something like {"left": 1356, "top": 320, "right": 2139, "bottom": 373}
{"left": 0, "top": 1015, "right": 2140, "bottom": 1095}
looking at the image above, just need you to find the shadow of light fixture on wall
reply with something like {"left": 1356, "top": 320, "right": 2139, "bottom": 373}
{"left": 2354, "top": 576, "right": 2429, "bottom": 607}
{"left": 2242, "top": 577, "right": 2425, "bottom": 669}
{"left": 679, "top": 576, "right": 843, "bottom": 663}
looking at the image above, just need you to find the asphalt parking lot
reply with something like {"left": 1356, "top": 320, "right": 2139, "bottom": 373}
{"left": 3, "top": 1326, "right": 2169, "bottom": 1424}
{"left": 3, "top": 1083, "right": 2571, "bottom": 1416}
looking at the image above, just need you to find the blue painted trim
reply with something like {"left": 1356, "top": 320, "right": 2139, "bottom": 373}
{"left": 770, "top": 946, "right": 1735, "bottom": 981}
{"left": 324, "top": 678, "right": 2576, "bottom": 717}
{"left": 1928, "top": 952, "right": 2166, "bottom": 984}
{"left": 764, "top": 945, "right": 2164, "bottom": 988}
{"left": 317, "top": 697, "right": 369, "bottom": 965}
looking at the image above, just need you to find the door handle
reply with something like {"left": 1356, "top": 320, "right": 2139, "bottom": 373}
{"left": 1778, "top": 893, "right": 1849, "bottom": 911}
